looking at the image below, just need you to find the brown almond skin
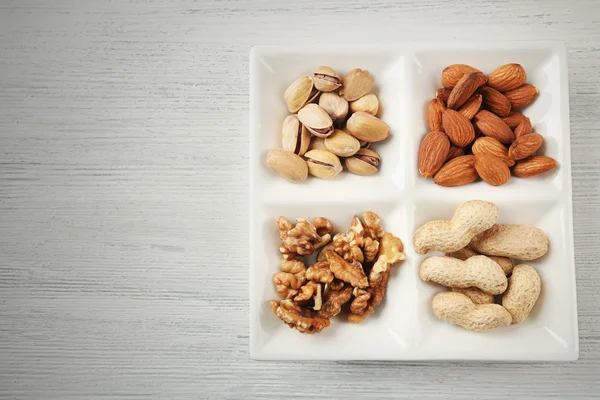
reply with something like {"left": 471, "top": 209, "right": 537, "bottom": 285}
{"left": 447, "top": 72, "right": 487, "bottom": 110}
{"left": 472, "top": 137, "right": 514, "bottom": 167}
{"left": 442, "top": 109, "right": 475, "bottom": 147}
{"left": 512, "top": 155, "right": 557, "bottom": 177}
{"left": 508, "top": 133, "right": 544, "bottom": 160}
{"left": 418, "top": 131, "right": 451, "bottom": 178}
{"left": 504, "top": 84, "right": 538, "bottom": 109}
{"left": 514, "top": 117, "right": 533, "bottom": 139}
{"left": 447, "top": 145, "right": 465, "bottom": 161}
{"left": 479, "top": 86, "right": 512, "bottom": 117}
{"left": 434, "top": 155, "right": 478, "bottom": 187}
{"left": 428, "top": 98, "right": 446, "bottom": 132}
{"left": 502, "top": 111, "right": 528, "bottom": 129}
{"left": 441, "top": 64, "right": 480, "bottom": 89}
{"left": 458, "top": 94, "right": 482, "bottom": 120}
{"left": 473, "top": 110, "right": 515, "bottom": 144}
{"left": 488, "top": 64, "right": 527, "bottom": 92}
{"left": 436, "top": 88, "right": 451, "bottom": 105}
{"left": 475, "top": 153, "right": 511, "bottom": 186}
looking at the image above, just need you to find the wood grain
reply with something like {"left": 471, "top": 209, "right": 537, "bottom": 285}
{"left": 1, "top": 0, "right": 600, "bottom": 398}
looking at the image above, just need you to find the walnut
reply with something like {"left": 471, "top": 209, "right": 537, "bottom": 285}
{"left": 349, "top": 288, "right": 371, "bottom": 315}
{"left": 280, "top": 259, "right": 307, "bottom": 276}
{"left": 333, "top": 231, "right": 364, "bottom": 263}
{"left": 306, "top": 261, "right": 334, "bottom": 284}
{"left": 367, "top": 269, "right": 390, "bottom": 308}
{"left": 325, "top": 250, "right": 368, "bottom": 289}
{"left": 363, "top": 211, "right": 384, "bottom": 240}
{"left": 277, "top": 217, "right": 331, "bottom": 257}
{"left": 279, "top": 244, "right": 296, "bottom": 261}
{"left": 317, "top": 285, "right": 353, "bottom": 318}
{"left": 313, "top": 283, "right": 323, "bottom": 311}
{"left": 270, "top": 300, "right": 330, "bottom": 334}
{"left": 272, "top": 272, "right": 302, "bottom": 299}
{"left": 363, "top": 237, "right": 379, "bottom": 263}
{"left": 347, "top": 306, "right": 373, "bottom": 324}
{"left": 313, "top": 217, "right": 333, "bottom": 237}
{"left": 294, "top": 281, "right": 320, "bottom": 304}
{"left": 372, "top": 232, "right": 406, "bottom": 275}
{"left": 316, "top": 242, "right": 335, "bottom": 262}
{"left": 324, "top": 278, "right": 345, "bottom": 295}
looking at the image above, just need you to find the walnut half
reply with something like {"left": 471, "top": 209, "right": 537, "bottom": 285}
{"left": 270, "top": 299, "right": 330, "bottom": 334}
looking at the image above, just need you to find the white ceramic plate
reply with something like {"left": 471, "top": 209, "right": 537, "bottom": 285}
{"left": 249, "top": 42, "right": 578, "bottom": 361}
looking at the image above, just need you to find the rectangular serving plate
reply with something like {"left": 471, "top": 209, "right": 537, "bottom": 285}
{"left": 249, "top": 42, "right": 578, "bottom": 361}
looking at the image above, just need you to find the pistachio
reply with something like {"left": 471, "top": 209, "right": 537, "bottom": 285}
{"left": 318, "top": 92, "right": 349, "bottom": 122}
{"left": 266, "top": 149, "right": 308, "bottom": 182}
{"left": 359, "top": 140, "right": 371, "bottom": 149}
{"left": 281, "top": 115, "right": 311, "bottom": 156}
{"left": 283, "top": 75, "right": 319, "bottom": 113}
{"left": 298, "top": 104, "right": 334, "bottom": 138}
{"left": 324, "top": 130, "right": 360, "bottom": 157}
{"left": 346, "top": 112, "right": 390, "bottom": 142}
{"left": 349, "top": 93, "right": 379, "bottom": 116}
{"left": 309, "top": 136, "right": 327, "bottom": 151}
{"left": 313, "top": 66, "right": 342, "bottom": 92}
{"left": 345, "top": 148, "right": 381, "bottom": 176}
{"left": 304, "top": 149, "right": 342, "bottom": 179}
{"left": 340, "top": 68, "right": 375, "bottom": 101}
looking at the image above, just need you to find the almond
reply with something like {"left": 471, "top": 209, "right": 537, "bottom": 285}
{"left": 442, "top": 109, "right": 475, "bottom": 147}
{"left": 447, "top": 145, "right": 465, "bottom": 161}
{"left": 441, "top": 64, "right": 480, "bottom": 89}
{"left": 474, "top": 153, "right": 511, "bottom": 186}
{"left": 479, "top": 86, "right": 511, "bottom": 117}
{"left": 508, "top": 133, "right": 544, "bottom": 160}
{"left": 504, "top": 83, "right": 538, "bottom": 109}
{"left": 487, "top": 64, "right": 527, "bottom": 92}
{"left": 436, "top": 88, "right": 451, "bottom": 105}
{"left": 502, "top": 111, "right": 527, "bottom": 129}
{"left": 514, "top": 117, "right": 533, "bottom": 139}
{"left": 418, "top": 131, "right": 450, "bottom": 178}
{"left": 472, "top": 136, "right": 514, "bottom": 167}
{"left": 447, "top": 72, "right": 487, "bottom": 109}
{"left": 458, "top": 94, "right": 482, "bottom": 120}
{"left": 473, "top": 110, "right": 515, "bottom": 144}
{"left": 428, "top": 98, "right": 446, "bottom": 132}
{"left": 434, "top": 155, "right": 478, "bottom": 187}
{"left": 512, "top": 155, "right": 557, "bottom": 177}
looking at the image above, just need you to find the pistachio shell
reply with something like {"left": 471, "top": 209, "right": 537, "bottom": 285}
{"left": 281, "top": 115, "right": 310, "bottom": 156}
{"left": 345, "top": 148, "right": 380, "bottom": 176}
{"left": 359, "top": 140, "right": 371, "bottom": 149}
{"left": 349, "top": 94, "right": 379, "bottom": 115}
{"left": 324, "top": 130, "right": 360, "bottom": 157}
{"left": 298, "top": 104, "right": 334, "bottom": 137}
{"left": 340, "top": 68, "right": 375, "bottom": 101}
{"left": 313, "top": 65, "right": 342, "bottom": 92}
{"left": 304, "top": 149, "right": 342, "bottom": 179}
{"left": 283, "top": 75, "right": 316, "bottom": 113}
{"left": 345, "top": 112, "right": 390, "bottom": 142}
{"left": 309, "top": 136, "right": 327, "bottom": 151}
{"left": 266, "top": 149, "right": 308, "bottom": 182}
{"left": 318, "top": 92, "right": 349, "bottom": 122}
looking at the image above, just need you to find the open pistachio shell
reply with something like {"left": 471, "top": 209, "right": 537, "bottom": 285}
{"left": 324, "top": 130, "right": 360, "bottom": 157}
{"left": 304, "top": 149, "right": 342, "bottom": 179}
{"left": 345, "top": 148, "right": 381, "bottom": 176}
{"left": 346, "top": 112, "right": 390, "bottom": 142}
{"left": 313, "top": 65, "right": 342, "bottom": 92}
{"left": 284, "top": 75, "right": 319, "bottom": 113}
{"left": 281, "top": 115, "right": 311, "bottom": 156}
{"left": 298, "top": 104, "right": 334, "bottom": 138}
{"left": 350, "top": 93, "right": 379, "bottom": 116}
{"left": 340, "top": 68, "right": 375, "bottom": 101}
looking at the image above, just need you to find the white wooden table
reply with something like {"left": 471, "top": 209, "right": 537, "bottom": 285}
{"left": 1, "top": 1, "right": 599, "bottom": 398}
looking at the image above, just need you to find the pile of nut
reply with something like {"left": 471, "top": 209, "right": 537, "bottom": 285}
{"left": 266, "top": 66, "right": 390, "bottom": 182}
{"left": 419, "top": 63, "right": 558, "bottom": 186}
{"left": 270, "top": 212, "right": 406, "bottom": 333}
{"left": 414, "top": 200, "right": 545, "bottom": 332}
